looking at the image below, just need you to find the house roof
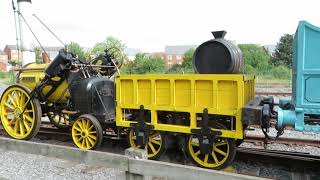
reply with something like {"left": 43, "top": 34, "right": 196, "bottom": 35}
{"left": 4, "top": 45, "right": 63, "bottom": 52}
{"left": 4, "top": 45, "right": 18, "bottom": 50}
{"left": 165, "top": 45, "right": 198, "bottom": 55}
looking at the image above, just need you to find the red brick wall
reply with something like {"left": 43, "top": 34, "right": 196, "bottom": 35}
{"left": 165, "top": 54, "right": 183, "bottom": 67}
{"left": 0, "top": 54, "right": 8, "bottom": 64}
{"left": 0, "top": 62, "right": 7, "bottom": 71}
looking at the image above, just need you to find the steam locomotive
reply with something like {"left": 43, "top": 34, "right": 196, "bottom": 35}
{"left": 0, "top": 20, "right": 318, "bottom": 170}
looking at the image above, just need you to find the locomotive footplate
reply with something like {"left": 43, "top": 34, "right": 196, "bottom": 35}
{"left": 130, "top": 105, "right": 154, "bottom": 147}
{"left": 191, "top": 109, "right": 222, "bottom": 154}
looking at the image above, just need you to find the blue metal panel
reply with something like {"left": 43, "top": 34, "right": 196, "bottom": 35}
{"left": 277, "top": 21, "right": 320, "bottom": 132}
{"left": 293, "top": 21, "right": 320, "bottom": 111}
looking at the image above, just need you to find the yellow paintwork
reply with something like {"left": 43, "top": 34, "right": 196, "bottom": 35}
{"left": 71, "top": 117, "right": 98, "bottom": 150}
{"left": 0, "top": 87, "right": 36, "bottom": 139}
{"left": 116, "top": 74, "right": 255, "bottom": 139}
{"left": 18, "top": 63, "right": 70, "bottom": 102}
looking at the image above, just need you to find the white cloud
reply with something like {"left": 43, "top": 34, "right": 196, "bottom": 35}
{"left": 1, "top": 0, "right": 320, "bottom": 52}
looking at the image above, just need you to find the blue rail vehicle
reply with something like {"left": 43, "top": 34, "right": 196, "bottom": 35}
{"left": 277, "top": 21, "right": 320, "bottom": 132}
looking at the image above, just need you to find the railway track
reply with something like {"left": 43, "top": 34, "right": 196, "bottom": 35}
{"left": 245, "top": 134, "right": 320, "bottom": 147}
{"left": 0, "top": 123, "right": 319, "bottom": 179}
{"left": 255, "top": 92, "right": 292, "bottom": 96}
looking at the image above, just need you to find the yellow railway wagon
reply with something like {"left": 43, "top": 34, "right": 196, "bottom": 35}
{"left": 116, "top": 74, "right": 254, "bottom": 169}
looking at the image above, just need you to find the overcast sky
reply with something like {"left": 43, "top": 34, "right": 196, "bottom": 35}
{"left": 0, "top": 0, "right": 319, "bottom": 52}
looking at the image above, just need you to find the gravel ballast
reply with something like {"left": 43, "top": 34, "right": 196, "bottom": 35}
{"left": 0, "top": 149, "right": 125, "bottom": 180}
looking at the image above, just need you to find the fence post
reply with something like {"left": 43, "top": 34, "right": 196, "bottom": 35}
{"left": 125, "top": 148, "right": 150, "bottom": 180}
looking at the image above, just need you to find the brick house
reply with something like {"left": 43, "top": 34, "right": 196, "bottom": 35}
{"left": 4, "top": 45, "right": 62, "bottom": 63}
{"left": 0, "top": 51, "right": 9, "bottom": 71}
{"left": 3, "top": 45, "right": 21, "bottom": 63}
{"left": 164, "top": 45, "right": 197, "bottom": 67}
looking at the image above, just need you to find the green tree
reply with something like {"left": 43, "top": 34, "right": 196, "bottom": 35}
{"left": 167, "top": 48, "right": 195, "bottom": 74}
{"left": 91, "top": 37, "right": 127, "bottom": 62}
{"left": 67, "top": 42, "right": 87, "bottom": 60}
{"left": 272, "top": 34, "right": 293, "bottom": 66}
{"left": 239, "top": 44, "right": 272, "bottom": 75}
{"left": 122, "top": 53, "right": 165, "bottom": 74}
{"left": 33, "top": 47, "right": 42, "bottom": 64}
{"left": 181, "top": 48, "right": 195, "bottom": 69}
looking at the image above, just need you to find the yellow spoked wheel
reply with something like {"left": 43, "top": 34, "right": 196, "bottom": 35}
{"left": 128, "top": 129, "right": 167, "bottom": 160}
{"left": 0, "top": 85, "right": 41, "bottom": 140}
{"left": 186, "top": 122, "right": 236, "bottom": 170}
{"left": 71, "top": 114, "right": 103, "bottom": 150}
{"left": 48, "top": 112, "right": 71, "bottom": 129}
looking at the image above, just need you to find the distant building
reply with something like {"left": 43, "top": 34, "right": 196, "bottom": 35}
{"left": 150, "top": 52, "right": 166, "bottom": 60}
{"left": 0, "top": 51, "right": 8, "bottom": 64}
{"left": 3, "top": 45, "right": 21, "bottom": 62}
{"left": 38, "top": 46, "right": 63, "bottom": 60}
{"left": 263, "top": 45, "right": 276, "bottom": 55}
{"left": 3, "top": 45, "right": 63, "bottom": 64}
{"left": 165, "top": 45, "right": 197, "bottom": 66}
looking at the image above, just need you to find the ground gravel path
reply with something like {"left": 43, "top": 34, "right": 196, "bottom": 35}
{"left": 0, "top": 149, "right": 125, "bottom": 180}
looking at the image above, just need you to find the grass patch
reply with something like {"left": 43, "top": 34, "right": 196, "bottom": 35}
{"left": 0, "top": 71, "right": 15, "bottom": 85}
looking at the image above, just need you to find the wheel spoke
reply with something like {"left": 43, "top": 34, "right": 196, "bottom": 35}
{"left": 214, "top": 147, "right": 227, "bottom": 157}
{"left": 4, "top": 112, "right": 13, "bottom": 115}
{"left": 214, "top": 142, "right": 227, "bottom": 147}
{"left": 204, "top": 154, "right": 209, "bottom": 165}
{"left": 194, "top": 150, "right": 201, "bottom": 156}
{"left": 13, "top": 120, "right": 19, "bottom": 133}
{"left": 23, "top": 120, "right": 31, "bottom": 132}
{"left": 19, "top": 121, "right": 25, "bottom": 136}
{"left": 85, "top": 138, "right": 90, "bottom": 148}
{"left": 4, "top": 102, "right": 15, "bottom": 110}
{"left": 78, "top": 136, "right": 83, "bottom": 142}
{"left": 88, "top": 125, "right": 94, "bottom": 131}
{"left": 81, "top": 138, "right": 86, "bottom": 148}
{"left": 88, "top": 134, "right": 97, "bottom": 140}
{"left": 86, "top": 119, "right": 90, "bottom": 129}
{"left": 148, "top": 142, "right": 157, "bottom": 154}
{"left": 8, "top": 119, "right": 16, "bottom": 126}
{"left": 8, "top": 94, "right": 17, "bottom": 107}
{"left": 87, "top": 137, "right": 95, "bottom": 146}
{"left": 24, "top": 109, "right": 33, "bottom": 113}
{"left": 73, "top": 126, "right": 82, "bottom": 132}
{"left": 81, "top": 119, "right": 86, "bottom": 129}
{"left": 149, "top": 133, "right": 159, "bottom": 139}
{"left": 89, "top": 131, "right": 96, "bottom": 134}
{"left": 150, "top": 139, "right": 161, "bottom": 145}
{"left": 23, "top": 114, "right": 33, "bottom": 122}
{"left": 76, "top": 121, "right": 83, "bottom": 130}
{"left": 20, "top": 93, "right": 26, "bottom": 107}
{"left": 211, "top": 151, "right": 219, "bottom": 164}
{"left": 14, "top": 91, "right": 20, "bottom": 107}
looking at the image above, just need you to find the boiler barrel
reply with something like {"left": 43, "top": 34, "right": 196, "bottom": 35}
{"left": 192, "top": 31, "right": 243, "bottom": 74}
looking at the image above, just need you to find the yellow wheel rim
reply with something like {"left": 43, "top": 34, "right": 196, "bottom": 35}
{"left": 129, "top": 130, "right": 162, "bottom": 159}
{"left": 188, "top": 135, "right": 230, "bottom": 168}
{"left": 71, "top": 117, "right": 97, "bottom": 150}
{"left": 0, "top": 87, "right": 36, "bottom": 139}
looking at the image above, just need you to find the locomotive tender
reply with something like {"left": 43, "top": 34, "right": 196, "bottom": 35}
{"left": 0, "top": 20, "right": 318, "bottom": 170}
